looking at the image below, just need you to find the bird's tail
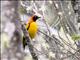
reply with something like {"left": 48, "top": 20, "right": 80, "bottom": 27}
{"left": 23, "top": 36, "right": 27, "bottom": 49}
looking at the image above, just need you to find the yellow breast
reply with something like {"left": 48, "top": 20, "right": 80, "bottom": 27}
{"left": 26, "top": 22, "right": 38, "bottom": 39}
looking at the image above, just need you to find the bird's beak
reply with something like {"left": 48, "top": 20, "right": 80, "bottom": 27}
{"left": 38, "top": 17, "right": 41, "bottom": 19}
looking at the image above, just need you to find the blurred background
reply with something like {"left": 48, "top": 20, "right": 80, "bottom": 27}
{"left": 1, "top": 0, "right": 80, "bottom": 60}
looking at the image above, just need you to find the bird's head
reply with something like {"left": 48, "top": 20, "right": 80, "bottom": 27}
{"left": 32, "top": 15, "right": 41, "bottom": 21}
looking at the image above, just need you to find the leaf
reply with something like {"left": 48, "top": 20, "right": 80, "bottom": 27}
{"left": 72, "top": 34, "right": 80, "bottom": 41}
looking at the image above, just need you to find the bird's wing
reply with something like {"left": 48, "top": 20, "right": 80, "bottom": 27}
{"left": 25, "top": 23, "right": 31, "bottom": 30}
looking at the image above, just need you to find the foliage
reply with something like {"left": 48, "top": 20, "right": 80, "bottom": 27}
{"left": 72, "top": 34, "right": 80, "bottom": 41}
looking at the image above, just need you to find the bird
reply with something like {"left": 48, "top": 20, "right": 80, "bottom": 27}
{"left": 23, "top": 15, "right": 40, "bottom": 49}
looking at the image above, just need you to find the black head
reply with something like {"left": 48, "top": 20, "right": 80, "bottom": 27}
{"left": 33, "top": 15, "right": 40, "bottom": 21}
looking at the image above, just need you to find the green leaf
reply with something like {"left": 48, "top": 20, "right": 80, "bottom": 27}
{"left": 72, "top": 34, "right": 80, "bottom": 41}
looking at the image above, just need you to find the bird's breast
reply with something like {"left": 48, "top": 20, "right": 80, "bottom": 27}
{"left": 26, "top": 22, "right": 38, "bottom": 39}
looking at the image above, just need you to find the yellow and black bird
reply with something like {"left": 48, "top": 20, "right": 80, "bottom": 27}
{"left": 23, "top": 15, "right": 40, "bottom": 49}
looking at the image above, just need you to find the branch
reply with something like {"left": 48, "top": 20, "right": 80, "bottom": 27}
{"left": 21, "top": 24, "right": 38, "bottom": 60}
{"left": 38, "top": 30, "right": 80, "bottom": 59}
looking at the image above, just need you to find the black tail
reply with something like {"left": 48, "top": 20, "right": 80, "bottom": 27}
{"left": 23, "top": 36, "right": 27, "bottom": 49}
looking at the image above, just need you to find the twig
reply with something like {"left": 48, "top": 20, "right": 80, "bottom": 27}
{"left": 38, "top": 30, "right": 79, "bottom": 59}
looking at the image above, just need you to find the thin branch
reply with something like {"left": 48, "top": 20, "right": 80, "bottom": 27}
{"left": 38, "top": 29, "right": 80, "bottom": 59}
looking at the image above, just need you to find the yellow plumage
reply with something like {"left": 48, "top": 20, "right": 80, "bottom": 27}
{"left": 26, "top": 22, "right": 38, "bottom": 39}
